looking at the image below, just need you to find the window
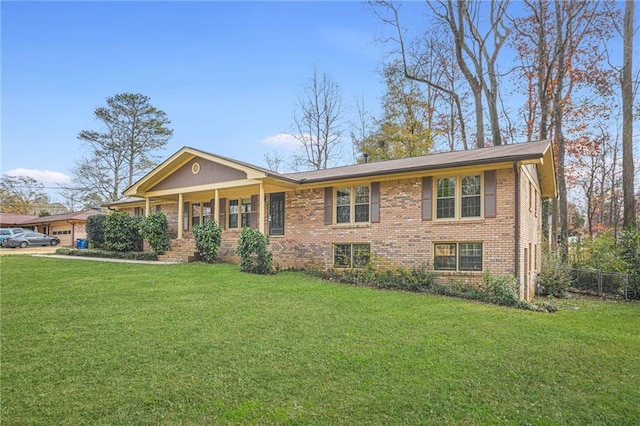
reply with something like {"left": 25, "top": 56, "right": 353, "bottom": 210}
{"left": 334, "top": 243, "right": 371, "bottom": 268}
{"left": 228, "top": 200, "right": 239, "bottom": 229}
{"left": 461, "top": 176, "right": 481, "bottom": 217}
{"left": 241, "top": 198, "right": 251, "bottom": 228}
{"left": 336, "top": 186, "right": 370, "bottom": 224}
{"left": 203, "top": 202, "right": 212, "bottom": 223}
{"left": 227, "top": 198, "right": 251, "bottom": 229}
{"left": 134, "top": 207, "right": 145, "bottom": 217}
{"left": 434, "top": 242, "right": 482, "bottom": 271}
{"left": 191, "top": 203, "right": 201, "bottom": 227}
{"left": 436, "top": 178, "right": 456, "bottom": 219}
{"left": 436, "top": 175, "right": 481, "bottom": 219}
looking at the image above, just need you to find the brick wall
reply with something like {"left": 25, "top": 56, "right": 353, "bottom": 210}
{"left": 117, "top": 165, "right": 546, "bottom": 301}
{"left": 227, "top": 168, "right": 519, "bottom": 282}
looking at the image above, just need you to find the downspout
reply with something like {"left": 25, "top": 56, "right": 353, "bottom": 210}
{"left": 513, "top": 161, "right": 520, "bottom": 283}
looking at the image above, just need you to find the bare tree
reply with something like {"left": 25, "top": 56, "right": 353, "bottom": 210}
{"left": 0, "top": 175, "right": 49, "bottom": 215}
{"left": 290, "top": 68, "right": 344, "bottom": 170}
{"left": 372, "top": 2, "right": 471, "bottom": 150}
{"left": 427, "top": 0, "right": 509, "bottom": 147}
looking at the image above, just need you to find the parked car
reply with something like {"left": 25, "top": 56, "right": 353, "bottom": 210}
{"left": 0, "top": 228, "right": 26, "bottom": 244}
{"left": 2, "top": 232, "right": 60, "bottom": 248}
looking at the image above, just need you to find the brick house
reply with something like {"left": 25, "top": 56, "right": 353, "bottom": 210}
{"left": 110, "top": 140, "right": 556, "bottom": 301}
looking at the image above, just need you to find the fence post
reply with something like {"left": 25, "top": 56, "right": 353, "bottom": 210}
{"left": 624, "top": 274, "right": 629, "bottom": 300}
{"left": 597, "top": 269, "right": 603, "bottom": 296}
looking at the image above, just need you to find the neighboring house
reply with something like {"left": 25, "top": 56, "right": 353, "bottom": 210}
{"left": 109, "top": 140, "right": 556, "bottom": 301}
{"left": 1, "top": 210, "right": 99, "bottom": 246}
{"left": 0, "top": 213, "right": 38, "bottom": 229}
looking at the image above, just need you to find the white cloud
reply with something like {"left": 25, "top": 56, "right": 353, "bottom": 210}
{"left": 261, "top": 133, "right": 303, "bottom": 151}
{"left": 4, "top": 168, "right": 72, "bottom": 187}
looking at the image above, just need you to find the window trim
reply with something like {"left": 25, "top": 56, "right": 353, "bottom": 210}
{"left": 333, "top": 243, "right": 371, "bottom": 268}
{"left": 434, "top": 174, "right": 483, "bottom": 220}
{"left": 434, "top": 242, "right": 483, "bottom": 272}
{"left": 333, "top": 185, "right": 371, "bottom": 225}
{"left": 227, "top": 197, "right": 252, "bottom": 229}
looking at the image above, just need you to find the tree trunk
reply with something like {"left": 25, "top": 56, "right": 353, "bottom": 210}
{"left": 622, "top": 0, "right": 636, "bottom": 229}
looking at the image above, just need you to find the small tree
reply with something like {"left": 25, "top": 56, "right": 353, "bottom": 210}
{"left": 192, "top": 220, "right": 223, "bottom": 263}
{"left": 139, "top": 212, "right": 171, "bottom": 253}
{"left": 103, "top": 211, "right": 142, "bottom": 252}
{"left": 236, "top": 227, "right": 273, "bottom": 274}
{"left": 86, "top": 214, "right": 107, "bottom": 246}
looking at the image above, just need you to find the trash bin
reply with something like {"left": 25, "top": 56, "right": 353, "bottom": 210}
{"left": 76, "top": 239, "right": 87, "bottom": 249}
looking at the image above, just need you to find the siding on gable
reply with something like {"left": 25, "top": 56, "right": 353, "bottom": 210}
{"left": 151, "top": 158, "right": 248, "bottom": 191}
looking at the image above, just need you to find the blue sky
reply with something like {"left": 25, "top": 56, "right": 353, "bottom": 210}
{"left": 2, "top": 1, "right": 420, "bottom": 194}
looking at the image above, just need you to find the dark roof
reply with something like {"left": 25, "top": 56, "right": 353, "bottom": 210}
{"left": 284, "top": 140, "right": 552, "bottom": 183}
{"left": 18, "top": 210, "right": 100, "bottom": 225}
{"left": 0, "top": 213, "right": 38, "bottom": 227}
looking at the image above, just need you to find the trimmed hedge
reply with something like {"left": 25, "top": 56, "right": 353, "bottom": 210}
{"left": 55, "top": 248, "right": 158, "bottom": 261}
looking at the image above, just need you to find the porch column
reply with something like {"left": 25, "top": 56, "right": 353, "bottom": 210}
{"left": 259, "top": 183, "right": 265, "bottom": 234}
{"left": 214, "top": 189, "right": 220, "bottom": 225}
{"left": 145, "top": 198, "right": 150, "bottom": 217}
{"left": 178, "top": 193, "right": 184, "bottom": 239}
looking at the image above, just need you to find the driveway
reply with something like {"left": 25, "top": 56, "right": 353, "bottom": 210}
{"left": 0, "top": 246, "right": 62, "bottom": 256}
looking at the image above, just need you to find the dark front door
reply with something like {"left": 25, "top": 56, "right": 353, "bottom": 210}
{"left": 269, "top": 193, "right": 285, "bottom": 236}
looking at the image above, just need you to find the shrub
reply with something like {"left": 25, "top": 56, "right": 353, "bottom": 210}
{"left": 620, "top": 227, "right": 640, "bottom": 299}
{"left": 192, "top": 220, "right": 223, "bottom": 263}
{"left": 324, "top": 261, "right": 434, "bottom": 292}
{"left": 139, "top": 212, "right": 171, "bottom": 253}
{"left": 55, "top": 248, "right": 158, "bottom": 261}
{"left": 86, "top": 214, "right": 106, "bottom": 246}
{"left": 482, "top": 271, "right": 520, "bottom": 307}
{"left": 537, "top": 252, "right": 572, "bottom": 297}
{"left": 236, "top": 227, "right": 273, "bottom": 274}
{"left": 573, "top": 231, "right": 626, "bottom": 272}
{"left": 103, "top": 212, "right": 142, "bottom": 253}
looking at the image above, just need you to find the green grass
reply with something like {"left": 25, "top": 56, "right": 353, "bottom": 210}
{"left": 2, "top": 256, "right": 639, "bottom": 425}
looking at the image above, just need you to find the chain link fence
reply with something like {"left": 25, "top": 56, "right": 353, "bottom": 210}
{"left": 568, "top": 267, "right": 638, "bottom": 299}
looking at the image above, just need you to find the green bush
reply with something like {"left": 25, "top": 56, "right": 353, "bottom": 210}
{"left": 103, "top": 212, "right": 142, "bottom": 253}
{"left": 324, "top": 261, "right": 434, "bottom": 292}
{"left": 86, "top": 214, "right": 106, "bottom": 246}
{"left": 139, "top": 212, "right": 171, "bottom": 253}
{"left": 55, "top": 248, "right": 158, "bottom": 261}
{"left": 482, "top": 271, "right": 520, "bottom": 307}
{"left": 192, "top": 220, "right": 223, "bottom": 263}
{"left": 620, "top": 227, "right": 640, "bottom": 299}
{"left": 573, "top": 231, "right": 626, "bottom": 272}
{"left": 236, "top": 227, "right": 273, "bottom": 274}
{"left": 537, "top": 252, "right": 572, "bottom": 297}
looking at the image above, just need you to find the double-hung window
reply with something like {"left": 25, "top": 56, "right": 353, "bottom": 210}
{"left": 436, "top": 175, "right": 481, "bottom": 219}
{"left": 434, "top": 242, "right": 483, "bottom": 271}
{"left": 228, "top": 198, "right": 252, "bottom": 229}
{"left": 334, "top": 243, "right": 371, "bottom": 268}
{"left": 336, "top": 186, "right": 370, "bottom": 224}
{"left": 228, "top": 200, "right": 239, "bottom": 228}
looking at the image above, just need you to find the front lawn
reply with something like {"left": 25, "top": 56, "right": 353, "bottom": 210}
{"left": 2, "top": 256, "right": 639, "bottom": 424}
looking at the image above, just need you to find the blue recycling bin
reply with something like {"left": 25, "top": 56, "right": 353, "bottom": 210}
{"left": 76, "top": 239, "right": 88, "bottom": 249}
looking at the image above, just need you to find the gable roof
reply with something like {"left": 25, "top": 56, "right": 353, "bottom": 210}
{"left": 120, "top": 140, "right": 556, "bottom": 201}
{"left": 123, "top": 146, "right": 297, "bottom": 197}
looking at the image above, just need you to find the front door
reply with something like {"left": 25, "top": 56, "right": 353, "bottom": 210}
{"left": 269, "top": 193, "right": 285, "bottom": 236}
